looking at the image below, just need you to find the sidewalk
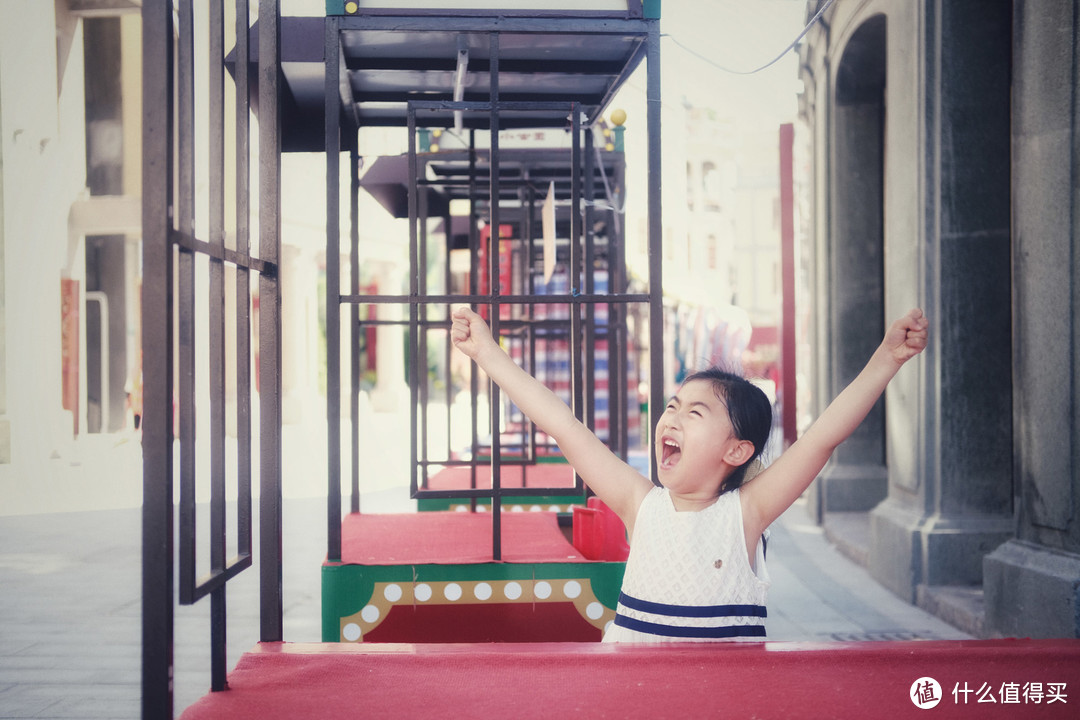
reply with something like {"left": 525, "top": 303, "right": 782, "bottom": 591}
{"left": 0, "top": 427, "right": 969, "bottom": 719}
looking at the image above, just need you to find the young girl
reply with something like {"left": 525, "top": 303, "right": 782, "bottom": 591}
{"left": 451, "top": 306, "right": 929, "bottom": 642}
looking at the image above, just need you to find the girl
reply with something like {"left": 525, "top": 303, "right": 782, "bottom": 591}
{"left": 451, "top": 306, "right": 929, "bottom": 642}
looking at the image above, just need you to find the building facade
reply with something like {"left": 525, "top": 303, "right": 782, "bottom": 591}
{"left": 798, "top": 0, "right": 1080, "bottom": 638}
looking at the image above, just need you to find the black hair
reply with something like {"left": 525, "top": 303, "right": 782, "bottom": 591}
{"left": 681, "top": 366, "right": 773, "bottom": 494}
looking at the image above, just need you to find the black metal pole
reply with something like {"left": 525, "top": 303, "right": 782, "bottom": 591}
{"left": 350, "top": 135, "right": 361, "bottom": 513}
{"left": 489, "top": 32, "right": 503, "bottom": 560}
{"left": 646, "top": 19, "right": 663, "bottom": 485}
{"left": 325, "top": 15, "right": 343, "bottom": 562}
{"left": 176, "top": 0, "right": 197, "bottom": 610}
{"left": 141, "top": 0, "right": 175, "bottom": 714}
{"left": 208, "top": 0, "right": 228, "bottom": 691}
{"left": 408, "top": 108, "right": 421, "bottom": 503}
{"left": 258, "top": 0, "right": 284, "bottom": 643}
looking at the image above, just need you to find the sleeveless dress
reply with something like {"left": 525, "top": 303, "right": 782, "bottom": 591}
{"left": 602, "top": 486, "right": 770, "bottom": 643}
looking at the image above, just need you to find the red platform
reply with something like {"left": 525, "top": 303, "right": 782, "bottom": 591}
{"left": 336, "top": 510, "right": 585, "bottom": 565}
{"left": 422, "top": 462, "right": 576, "bottom": 490}
{"left": 181, "top": 639, "right": 1080, "bottom": 719}
{"left": 322, "top": 511, "right": 626, "bottom": 642}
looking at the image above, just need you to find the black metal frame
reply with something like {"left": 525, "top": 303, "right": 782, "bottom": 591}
{"left": 141, "top": 1, "right": 282, "bottom": 716}
{"left": 142, "top": 2, "right": 661, "bottom": 715}
{"left": 324, "top": 10, "right": 663, "bottom": 564}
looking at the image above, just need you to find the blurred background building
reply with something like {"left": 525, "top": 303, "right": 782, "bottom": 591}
{"left": 797, "top": 0, "right": 1080, "bottom": 639}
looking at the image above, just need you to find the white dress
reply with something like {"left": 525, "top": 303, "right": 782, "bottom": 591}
{"left": 602, "top": 487, "right": 770, "bottom": 643}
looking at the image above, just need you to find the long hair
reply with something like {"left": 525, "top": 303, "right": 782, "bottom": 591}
{"left": 681, "top": 367, "right": 772, "bottom": 494}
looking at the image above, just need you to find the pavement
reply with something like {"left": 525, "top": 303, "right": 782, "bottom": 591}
{"left": 0, "top": 422, "right": 971, "bottom": 719}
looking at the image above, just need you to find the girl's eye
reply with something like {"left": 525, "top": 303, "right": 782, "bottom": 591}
{"left": 689, "top": 410, "right": 701, "bottom": 417}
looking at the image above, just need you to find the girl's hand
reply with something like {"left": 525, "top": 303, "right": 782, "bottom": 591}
{"left": 451, "top": 306, "right": 496, "bottom": 360}
{"left": 882, "top": 308, "right": 929, "bottom": 366}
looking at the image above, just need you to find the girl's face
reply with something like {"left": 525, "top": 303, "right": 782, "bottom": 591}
{"left": 655, "top": 379, "right": 746, "bottom": 497}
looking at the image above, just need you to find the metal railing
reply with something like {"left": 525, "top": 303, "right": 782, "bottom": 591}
{"left": 141, "top": 1, "right": 282, "bottom": 717}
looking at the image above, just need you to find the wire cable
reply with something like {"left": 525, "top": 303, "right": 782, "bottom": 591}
{"left": 662, "top": 0, "right": 835, "bottom": 76}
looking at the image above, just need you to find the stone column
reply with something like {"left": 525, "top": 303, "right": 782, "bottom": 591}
{"left": 869, "top": 0, "right": 1013, "bottom": 602}
{"left": 983, "top": 0, "right": 1080, "bottom": 638}
{"left": 809, "top": 15, "right": 887, "bottom": 522}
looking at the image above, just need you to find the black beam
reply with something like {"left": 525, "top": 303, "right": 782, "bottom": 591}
{"left": 325, "top": 15, "right": 343, "bottom": 563}
{"left": 140, "top": 0, "right": 175, "bottom": 715}
{"left": 258, "top": 0, "right": 284, "bottom": 644}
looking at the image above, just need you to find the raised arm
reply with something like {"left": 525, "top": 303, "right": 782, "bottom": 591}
{"left": 741, "top": 308, "right": 930, "bottom": 536}
{"left": 450, "top": 307, "right": 653, "bottom": 525}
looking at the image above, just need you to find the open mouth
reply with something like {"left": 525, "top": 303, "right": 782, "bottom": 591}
{"left": 660, "top": 437, "right": 681, "bottom": 469}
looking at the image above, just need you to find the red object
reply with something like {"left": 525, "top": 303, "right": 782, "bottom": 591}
{"left": 333, "top": 511, "right": 586, "bottom": 566}
{"left": 477, "top": 224, "right": 514, "bottom": 320}
{"left": 779, "top": 123, "right": 797, "bottom": 448}
{"left": 60, "top": 278, "right": 80, "bottom": 435}
{"left": 424, "top": 463, "right": 576, "bottom": 492}
{"left": 365, "top": 603, "right": 601, "bottom": 643}
{"left": 572, "top": 497, "right": 630, "bottom": 561}
{"left": 180, "top": 639, "right": 1080, "bottom": 719}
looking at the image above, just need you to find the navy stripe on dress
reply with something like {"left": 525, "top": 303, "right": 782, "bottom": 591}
{"left": 618, "top": 592, "right": 767, "bottom": 619}
{"left": 613, "top": 614, "right": 767, "bottom": 639}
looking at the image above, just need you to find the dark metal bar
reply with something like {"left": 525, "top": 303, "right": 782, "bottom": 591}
{"left": 467, "top": 130, "right": 479, "bottom": 507}
{"left": 524, "top": 185, "right": 538, "bottom": 464}
{"left": 569, "top": 104, "right": 584, "bottom": 426}
{"left": 337, "top": 14, "right": 653, "bottom": 34}
{"left": 588, "top": 38, "right": 647, "bottom": 125}
{"left": 171, "top": 230, "right": 276, "bottom": 275}
{"left": 418, "top": 158, "right": 430, "bottom": 494}
{"left": 235, "top": 0, "right": 253, "bottom": 571}
{"left": 325, "top": 16, "right": 343, "bottom": 563}
{"left": 177, "top": 0, "right": 197, "bottom": 608}
{"left": 208, "top": 0, "right": 228, "bottom": 691}
{"left": 350, "top": 136, "right": 362, "bottom": 513}
{"left": 408, "top": 99, "right": 584, "bottom": 112}
{"left": 443, "top": 210, "right": 454, "bottom": 462}
{"left": 190, "top": 555, "right": 253, "bottom": 602}
{"left": 407, "top": 107, "right": 421, "bottom": 502}
{"left": 337, "top": 8, "right": 642, "bottom": 22}
{"left": 140, "top": 0, "right": 175, "bottom": 714}
{"left": 258, "top": 0, "right": 284, "bottom": 643}
{"left": 489, "top": 31, "right": 503, "bottom": 560}
{"left": 646, "top": 18, "right": 663, "bottom": 484}
{"left": 583, "top": 124, "right": 596, "bottom": 436}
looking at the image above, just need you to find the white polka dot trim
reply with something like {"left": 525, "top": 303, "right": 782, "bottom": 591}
{"left": 414, "top": 583, "right": 433, "bottom": 602}
{"left": 340, "top": 577, "right": 617, "bottom": 640}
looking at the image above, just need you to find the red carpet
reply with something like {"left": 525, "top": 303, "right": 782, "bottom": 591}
{"left": 180, "top": 639, "right": 1080, "bottom": 719}
{"left": 335, "top": 511, "right": 585, "bottom": 565}
{"left": 423, "top": 463, "right": 576, "bottom": 491}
